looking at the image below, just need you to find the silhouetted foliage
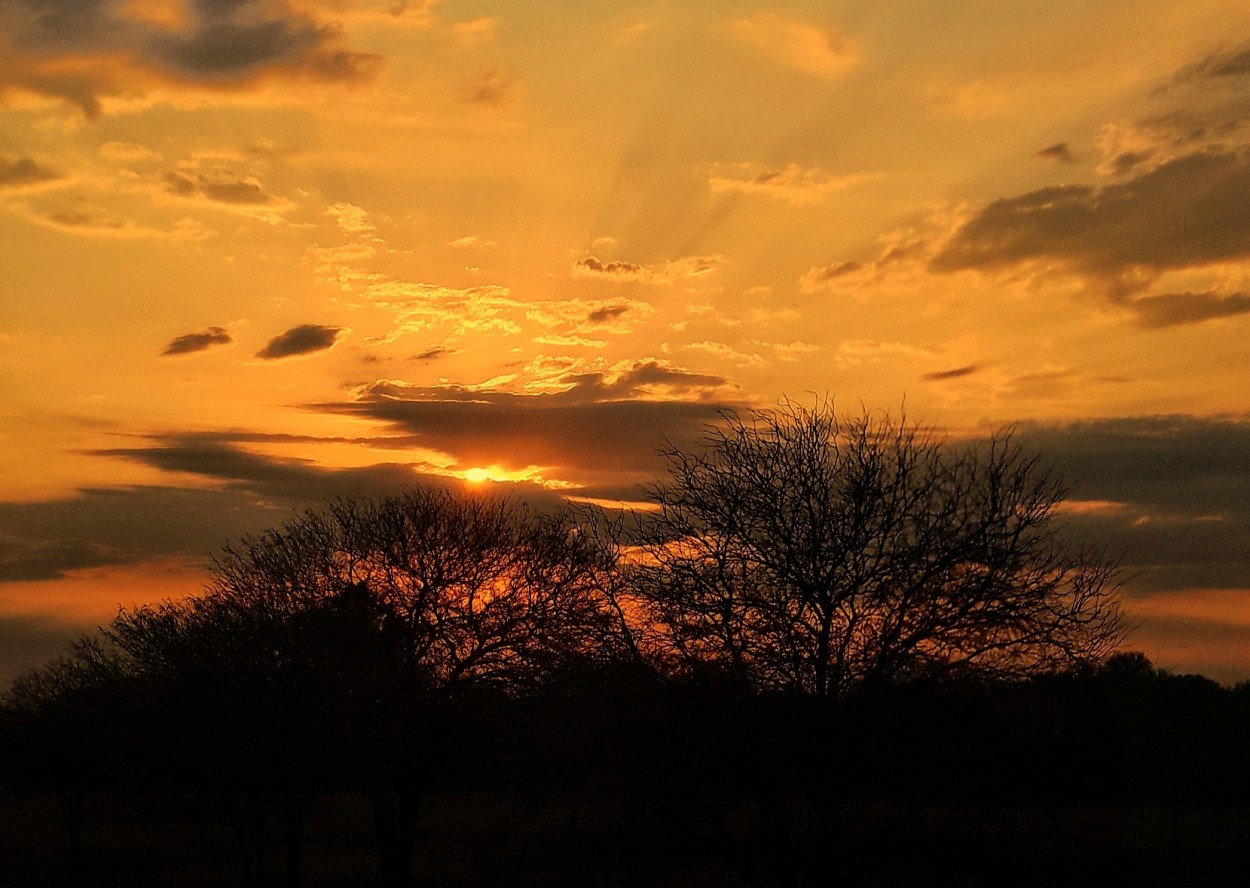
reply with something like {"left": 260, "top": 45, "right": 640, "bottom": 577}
{"left": 0, "top": 431, "right": 1196, "bottom": 888}
{"left": 623, "top": 400, "right": 1125, "bottom": 696}
{"left": 98, "top": 486, "right": 620, "bottom": 888}
{"left": 1, "top": 638, "right": 130, "bottom": 879}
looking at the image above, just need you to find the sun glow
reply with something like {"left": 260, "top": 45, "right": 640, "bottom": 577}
{"left": 463, "top": 466, "right": 496, "bottom": 484}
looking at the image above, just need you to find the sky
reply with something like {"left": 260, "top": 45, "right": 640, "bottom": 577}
{"left": 2, "top": 0, "right": 1249, "bottom": 683}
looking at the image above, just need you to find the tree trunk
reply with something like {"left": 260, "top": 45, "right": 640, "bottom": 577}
{"left": 224, "top": 789, "right": 268, "bottom": 888}
{"left": 277, "top": 791, "right": 315, "bottom": 888}
{"left": 55, "top": 787, "right": 87, "bottom": 879}
{"left": 370, "top": 784, "right": 421, "bottom": 888}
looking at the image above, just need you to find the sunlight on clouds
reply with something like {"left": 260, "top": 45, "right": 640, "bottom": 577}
{"left": 730, "top": 12, "right": 859, "bottom": 79}
{"left": 4, "top": 0, "right": 1250, "bottom": 682}
{"left": 708, "top": 163, "right": 871, "bottom": 205}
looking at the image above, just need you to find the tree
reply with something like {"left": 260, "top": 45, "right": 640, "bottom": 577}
{"left": 627, "top": 400, "right": 1124, "bottom": 698}
{"left": 618, "top": 400, "right": 1125, "bottom": 887}
{"left": 320, "top": 488, "right": 621, "bottom": 888}
{"left": 105, "top": 485, "right": 620, "bottom": 888}
{"left": 1, "top": 638, "right": 130, "bottom": 880}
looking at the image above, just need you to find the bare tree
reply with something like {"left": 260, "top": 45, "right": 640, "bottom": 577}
{"left": 625, "top": 400, "right": 1124, "bottom": 698}
{"left": 107, "top": 486, "right": 619, "bottom": 888}
{"left": 613, "top": 400, "right": 1125, "bottom": 886}
{"left": 1, "top": 638, "right": 126, "bottom": 880}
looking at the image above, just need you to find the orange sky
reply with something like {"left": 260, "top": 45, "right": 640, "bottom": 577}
{"left": 2, "top": 0, "right": 1249, "bottom": 682}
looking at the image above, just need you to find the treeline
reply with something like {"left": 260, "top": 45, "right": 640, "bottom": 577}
{"left": 5, "top": 403, "right": 1208, "bottom": 888}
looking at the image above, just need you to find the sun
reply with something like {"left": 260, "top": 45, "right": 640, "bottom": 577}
{"left": 463, "top": 466, "right": 494, "bottom": 484}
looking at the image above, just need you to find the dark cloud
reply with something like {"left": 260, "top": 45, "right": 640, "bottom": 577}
{"left": 1036, "top": 142, "right": 1074, "bottom": 163}
{"left": 199, "top": 177, "right": 270, "bottom": 204}
{"left": 321, "top": 372, "right": 733, "bottom": 478}
{"left": 574, "top": 256, "right": 645, "bottom": 277}
{"left": 461, "top": 69, "right": 513, "bottom": 107}
{"left": 586, "top": 305, "right": 630, "bottom": 324}
{"left": 0, "top": 0, "right": 380, "bottom": 115}
{"left": 1013, "top": 415, "right": 1250, "bottom": 594}
{"left": 256, "top": 324, "right": 344, "bottom": 359}
{"left": 921, "top": 364, "right": 981, "bottom": 382}
{"left": 1104, "top": 149, "right": 1154, "bottom": 176}
{"left": 164, "top": 171, "right": 274, "bottom": 204}
{"left": 573, "top": 255, "right": 725, "bottom": 284}
{"left": 164, "top": 171, "right": 198, "bottom": 195}
{"left": 554, "top": 359, "right": 728, "bottom": 403}
{"left": 93, "top": 436, "right": 434, "bottom": 505}
{"left": 1170, "top": 42, "right": 1250, "bottom": 87}
{"left": 0, "top": 156, "right": 60, "bottom": 188}
{"left": 161, "top": 326, "right": 233, "bottom": 356}
{"left": 932, "top": 150, "right": 1250, "bottom": 287}
{"left": 1128, "top": 291, "right": 1250, "bottom": 328}
{"left": 0, "top": 485, "right": 283, "bottom": 582}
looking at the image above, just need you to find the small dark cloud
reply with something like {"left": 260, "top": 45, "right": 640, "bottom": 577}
{"left": 0, "top": 156, "right": 60, "bottom": 188}
{"left": 1036, "top": 142, "right": 1075, "bottom": 163}
{"left": 1128, "top": 291, "right": 1250, "bottom": 328}
{"left": 164, "top": 171, "right": 273, "bottom": 204}
{"left": 256, "top": 324, "right": 344, "bottom": 360}
{"left": 199, "top": 177, "right": 270, "bottom": 204}
{"left": 461, "top": 69, "right": 513, "bottom": 106}
{"left": 586, "top": 305, "right": 630, "bottom": 324}
{"left": 574, "top": 256, "right": 644, "bottom": 277}
{"left": 161, "top": 326, "right": 233, "bottom": 356}
{"left": 412, "top": 345, "right": 459, "bottom": 361}
{"left": 921, "top": 364, "right": 981, "bottom": 382}
{"left": 163, "top": 171, "right": 198, "bottom": 195}
{"left": 1105, "top": 149, "right": 1154, "bottom": 176}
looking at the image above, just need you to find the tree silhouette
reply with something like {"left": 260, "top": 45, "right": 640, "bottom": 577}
{"left": 105, "top": 486, "right": 619, "bottom": 888}
{"left": 1, "top": 638, "right": 129, "bottom": 879}
{"left": 626, "top": 400, "right": 1124, "bottom": 696}
{"left": 614, "top": 400, "right": 1125, "bottom": 886}
{"left": 319, "top": 489, "right": 620, "bottom": 887}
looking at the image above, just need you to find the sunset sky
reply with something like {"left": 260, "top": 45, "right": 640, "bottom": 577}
{"left": 2, "top": 0, "right": 1249, "bottom": 682}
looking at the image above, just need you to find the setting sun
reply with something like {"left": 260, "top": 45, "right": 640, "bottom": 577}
{"left": 463, "top": 466, "right": 495, "bottom": 485}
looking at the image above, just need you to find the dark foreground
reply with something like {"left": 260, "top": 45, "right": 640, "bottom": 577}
{"left": 7, "top": 653, "right": 1250, "bottom": 888}
{"left": 5, "top": 789, "right": 1250, "bottom": 887}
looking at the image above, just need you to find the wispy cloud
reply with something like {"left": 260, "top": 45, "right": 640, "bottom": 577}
{"left": 572, "top": 254, "right": 725, "bottom": 284}
{"left": 708, "top": 163, "right": 867, "bottom": 205}
{"left": 730, "top": 12, "right": 858, "bottom": 79}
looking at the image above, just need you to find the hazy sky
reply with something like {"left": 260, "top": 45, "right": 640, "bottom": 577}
{"left": 2, "top": 0, "right": 1249, "bottom": 681}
